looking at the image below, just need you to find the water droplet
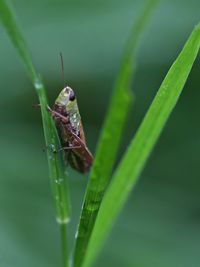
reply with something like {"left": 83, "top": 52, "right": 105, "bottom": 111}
{"left": 34, "top": 78, "right": 43, "bottom": 91}
{"left": 86, "top": 203, "right": 99, "bottom": 212}
{"left": 54, "top": 178, "right": 64, "bottom": 184}
{"left": 48, "top": 144, "right": 56, "bottom": 153}
{"left": 86, "top": 191, "right": 104, "bottom": 212}
{"left": 75, "top": 230, "right": 79, "bottom": 239}
{"left": 56, "top": 217, "right": 70, "bottom": 224}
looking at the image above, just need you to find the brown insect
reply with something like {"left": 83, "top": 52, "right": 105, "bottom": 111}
{"left": 48, "top": 85, "right": 93, "bottom": 173}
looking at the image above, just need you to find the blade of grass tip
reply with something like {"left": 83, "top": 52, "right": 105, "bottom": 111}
{"left": 73, "top": 0, "right": 159, "bottom": 266}
{"left": 0, "top": 1, "right": 70, "bottom": 266}
{"left": 81, "top": 23, "right": 200, "bottom": 267}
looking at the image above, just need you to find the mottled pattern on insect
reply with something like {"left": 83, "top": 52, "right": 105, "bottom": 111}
{"left": 48, "top": 86, "right": 93, "bottom": 173}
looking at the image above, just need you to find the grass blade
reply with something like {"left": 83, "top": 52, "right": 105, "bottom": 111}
{"left": 81, "top": 23, "right": 200, "bottom": 267}
{"left": 0, "top": 1, "right": 70, "bottom": 266}
{"left": 73, "top": 0, "right": 159, "bottom": 266}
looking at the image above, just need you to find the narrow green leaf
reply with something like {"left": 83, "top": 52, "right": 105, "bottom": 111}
{"left": 0, "top": 1, "right": 70, "bottom": 266}
{"left": 0, "top": 0, "right": 70, "bottom": 224}
{"left": 73, "top": 0, "right": 159, "bottom": 266}
{"left": 82, "top": 23, "right": 200, "bottom": 267}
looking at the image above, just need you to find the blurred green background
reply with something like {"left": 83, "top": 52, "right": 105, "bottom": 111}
{"left": 1, "top": 0, "right": 200, "bottom": 266}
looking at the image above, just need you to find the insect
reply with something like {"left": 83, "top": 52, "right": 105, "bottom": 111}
{"left": 47, "top": 54, "right": 93, "bottom": 173}
{"left": 48, "top": 86, "right": 93, "bottom": 173}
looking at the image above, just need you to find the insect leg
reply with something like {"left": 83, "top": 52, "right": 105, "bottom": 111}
{"left": 32, "top": 103, "right": 41, "bottom": 108}
{"left": 47, "top": 106, "right": 69, "bottom": 124}
{"left": 58, "top": 145, "right": 81, "bottom": 152}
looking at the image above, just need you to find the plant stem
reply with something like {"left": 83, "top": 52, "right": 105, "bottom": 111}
{"left": 0, "top": 1, "right": 71, "bottom": 266}
{"left": 73, "top": 0, "right": 159, "bottom": 266}
{"left": 60, "top": 224, "right": 70, "bottom": 267}
{"left": 81, "top": 23, "right": 200, "bottom": 267}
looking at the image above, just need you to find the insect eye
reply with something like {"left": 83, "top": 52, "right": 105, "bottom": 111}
{"left": 69, "top": 90, "right": 76, "bottom": 101}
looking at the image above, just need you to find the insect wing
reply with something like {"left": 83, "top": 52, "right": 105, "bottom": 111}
{"left": 67, "top": 152, "right": 91, "bottom": 173}
{"left": 64, "top": 123, "right": 93, "bottom": 165}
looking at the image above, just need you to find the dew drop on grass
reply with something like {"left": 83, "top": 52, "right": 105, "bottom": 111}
{"left": 54, "top": 178, "right": 64, "bottom": 184}
{"left": 86, "top": 203, "right": 99, "bottom": 212}
{"left": 86, "top": 190, "right": 105, "bottom": 212}
{"left": 34, "top": 77, "right": 43, "bottom": 91}
{"left": 75, "top": 230, "right": 78, "bottom": 239}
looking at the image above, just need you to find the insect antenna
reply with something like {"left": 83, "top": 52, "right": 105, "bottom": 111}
{"left": 60, "top": 52, "right": 66, "bottom": 88}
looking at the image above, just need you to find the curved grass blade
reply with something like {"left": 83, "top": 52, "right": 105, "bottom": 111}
{"left": 81, "top": 23, "right": 200, "bottom": 267}
{"left": 73, "top": 0, "right": 159, "bottom": 266}
{"left": 0, "top": 1, "right": 70, "bottom": 266}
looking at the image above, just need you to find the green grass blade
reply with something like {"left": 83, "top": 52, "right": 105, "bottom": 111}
{"left": 0, "top": 0, "right": 37, "bottom": 82}
{"left": 81, "top": 23, "right": 200, "bottom": 267}
{"left": 0, "top": 1, "right": 70, "bottom": 266}
{"left": 73, "top": 1, "right": 159, "bottom": 266}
